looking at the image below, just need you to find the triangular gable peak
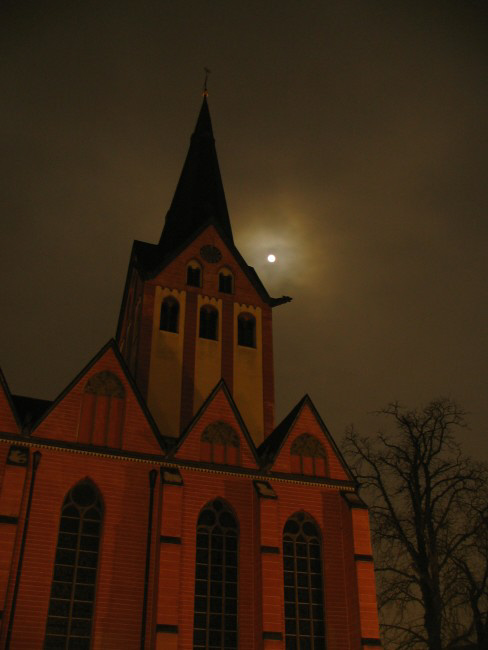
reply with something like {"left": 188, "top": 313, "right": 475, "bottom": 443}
{"left": 174, "top": 381, "right": 258, "bottom": 470}
{"left": 267, "top": 397, "right": 353, "bottom": 481}
{"left": 0, "top": 368, "right": 20, "bottom": 434}
{"left": 31, "top": 342, "right": 164, "bottom": 456}
{"left": 150, "top": 224, "right": 270, "bottom": 309}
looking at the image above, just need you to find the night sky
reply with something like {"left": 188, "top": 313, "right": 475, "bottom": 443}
{"left": 1, "top": 2, "right": 487, "bottom": 457}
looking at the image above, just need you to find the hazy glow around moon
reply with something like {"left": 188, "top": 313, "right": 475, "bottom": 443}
{"left": 267, "top": 254, "right": 276, "bottom": 263}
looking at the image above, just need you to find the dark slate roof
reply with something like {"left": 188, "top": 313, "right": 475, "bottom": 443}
{"left": 257, "top": 395, "right": 308, "bottom": 464}
{"left": 11, "top": 394, "right": 53, "bottom": 429}
{"left": 119, "top": 98, "right": 292, "bottom": 313}
{"left": 159, "top": 96, "right": 233, "bottom": 254}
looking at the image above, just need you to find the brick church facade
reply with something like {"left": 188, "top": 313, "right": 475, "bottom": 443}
{"left": 0, "top": 96, "right": 381, "bottom": 650}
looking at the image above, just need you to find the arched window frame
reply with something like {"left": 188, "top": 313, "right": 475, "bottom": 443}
{"left": 283, "top": 512, "right": 325, "bottom": 650}
{"left": 237, "top": 312, "right": 256, "bottom": 348}
{"left": 187, "top": 260, "right": 202, "bottom": 288}
{"left": 44, "top": 480, "right": 103, "bottom": 650}
{"left": 159, "top": 296, "right": 179, "bottom": 333}
{"left": 201, "top": 421, "right": 240, "bottom": 465}
{"left": 79, "top": 371, "right": 125, "bottom": 447}
{"left": 193, "top": 499, "right": 239, "bottom": 650}
{"left": 218, "top": 268, "right": 234, "bottom": 294}
{"left": 199, "top": 305, "right": 219, "bottom": 341}
{"left": 290, "top": 434, "right": 328, "bottom": 477}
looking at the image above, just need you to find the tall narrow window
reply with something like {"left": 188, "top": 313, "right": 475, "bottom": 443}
{"left": 160, "top": 296, "right": 179, "bottom": 332}
{"left": 193, "top": 500, "right": 238, "bottom": 650}
{"left": 237, "top": 312, "right": 256, "bottom": 348}
{"left": 187, "top": 261, "right": 202, "bottom": 287}
{"left": 283, "top": 513, "right": 325, "bottom": 650}
{"left": 218, "top": 270, "right": 233, "bottom": 294}
{"left": 199, "top": 305, "right": 218, "bottom": 340}
{"left": 44, "top": 481, "right": 103, "bottom": 650}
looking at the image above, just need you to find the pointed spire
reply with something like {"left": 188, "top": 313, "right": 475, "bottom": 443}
{"left": 159, "top": 96, "right": 233, "bottom": 252}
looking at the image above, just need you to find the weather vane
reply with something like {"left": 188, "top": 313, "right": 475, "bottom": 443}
{"left": 203, "top": 67, "right": 211, "bottom": 96}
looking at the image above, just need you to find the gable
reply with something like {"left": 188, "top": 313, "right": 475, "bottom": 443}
{"left": 31, "top": 344, "right": 164, "bottom": 456}
{"left": 0, "top": 371, "right": 20, "bottom": 434}
{"left": 271, "top": 402, "right": 351, "bottom": 481}
{"left": 175, "top": 384, "right": 258, "bottom": 470}
{"left": 150, "top": 225, "right": 269, "bottom": 310}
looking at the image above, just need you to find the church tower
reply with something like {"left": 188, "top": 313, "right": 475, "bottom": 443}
{"left": 0, "top": 94, "right": 382, "bottom": 650}
{"left": 116, "top": 97, "right": 290, "bottom": 445}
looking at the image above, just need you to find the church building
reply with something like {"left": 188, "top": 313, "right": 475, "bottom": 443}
{"left": 0, "top": 95, "right": 381, "bottom": 650}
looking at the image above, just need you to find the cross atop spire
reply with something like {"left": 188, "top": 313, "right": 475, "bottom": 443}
{"left": 203, "top": 67, "right": 211, "bottom": 96}
{"left": 158, "top": 96, "right": 233, "bottom": 253}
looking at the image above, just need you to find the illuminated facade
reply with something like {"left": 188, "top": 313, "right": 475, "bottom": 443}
{"left": 0, "top": 97, "right": 381, "bottom": 649}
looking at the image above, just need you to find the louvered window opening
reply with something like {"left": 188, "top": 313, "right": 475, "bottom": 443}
{"left": 193, "top": 500, "right": 238, "bottom": 650}
{"left": 160, "top": 297, "right": 179, "bottom": 332}
{"left": 44, "top": 483, "right": 102, "bottom": 650}
{"left": 283, "top": 513, "right": 325, "bottom": 650}
{"left": 199, "top": 306, "right": 218, "bottom": 341}
{"left": 187, "top": 266, "right": 201, "bottom": 287}
{"left": 237, "top": 313, "right": 255, "bottom": 348}
{"left": 218, "top": 273, "right": 232, "bottom": 294}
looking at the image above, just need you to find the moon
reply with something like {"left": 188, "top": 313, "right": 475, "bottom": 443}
{"left": 267, "top": 254, "right": 276, "bottom": 263}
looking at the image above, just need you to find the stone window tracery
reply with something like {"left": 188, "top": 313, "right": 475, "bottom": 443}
{"left": 193, "top": 500, "right": 238, "bottom": 650}
{"left": 44, "top": 481, "right": 102, "bottom": 650}
{"left": 290, "top": 434, "right": 328, "bottom": 476}
{"left": 283, "top": 512, "right": 325, "bottom": 650}
{"left": 201, "top": 421, "right": 239, "bottom": 464}
{"left": 78, "top": 371, "right": 125, "bottom": 447}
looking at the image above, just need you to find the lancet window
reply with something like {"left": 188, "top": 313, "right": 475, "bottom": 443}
{"left": 44, "top": 481, "right": 103, "bottom": 650}
{"left": 283, "top": 512, "right": 325, "bottom": 650}
{"left": 187, "top": 261, "right": 202, "bottom": 287}
{"left": 218, "top": 270, "right": 233, "bottom": 294}
{"left": 160, "top": 296, "right": 179, "bottom": 333}
{"left": 199, "top": 305, "right": 218, "bottom": 341}
{"left": 237, "top": 312, "right": 256, "bottom": 348}
{"left": 193, "top": 500, "right": 239, "bottom": 650}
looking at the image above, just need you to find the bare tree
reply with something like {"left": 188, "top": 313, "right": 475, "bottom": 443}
{"left": 343, "top": 399, "right": 488, "bottom": 650}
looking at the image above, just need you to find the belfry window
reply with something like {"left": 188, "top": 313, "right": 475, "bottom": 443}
{"left": 44, "top": 481, "right": 103, "bottom": 650}
{"left": 193, "top": 500, "right": 238, "bottom": 650}
{"left": 199, "top": 305, "right": 218, "bottom": 341}
{"left": 290, "top": 434, "right": 328, "bottom": 477}
{"left": 283, "top": 512, "right": 325, "bottom": 650}
{"left": 237, "top": 312, "right": 256, "bottom": 348}
{"left": 160, "top": 296, "right": 179, "bottom": 333}
{"left": 187, "top": 261, "right": 202, "bottom": 287}
{"left": 201, "top": 421, "right": 240, "bottom": 464}
{"left": 218, "top": 270, "right": 233, "bottom": 294}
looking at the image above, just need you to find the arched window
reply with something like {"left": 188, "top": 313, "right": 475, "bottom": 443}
{"left": 237, "top": 312, "right": 256, "bottom": 348}
{"left": 78, "top": 371, "right": 125, "bottom": 447}
{"left": 290, "top": 434, "right": 328, "bottom": 477}
{"left": 218, "top": 270, "right": 233, "bottom": 294}
{"left": 44, "top": 481, "right": 103, "bottom": 650}
{"left": 187, "top": 261, "right": 202, "bottom": 287}
{"left": 160, "top": 296, "right": 179, "bottom": 333}
{"left": 201, "top": 421, "right": 240, "bottom": 464}
{"left": 193, "top": 500, "right": 238, "bottom": 650}
{"left": 283, "top": 512, "right": 325, "bottom": 650}
{"left": 199, "top": 305, "right": 218, "bottom": 341}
